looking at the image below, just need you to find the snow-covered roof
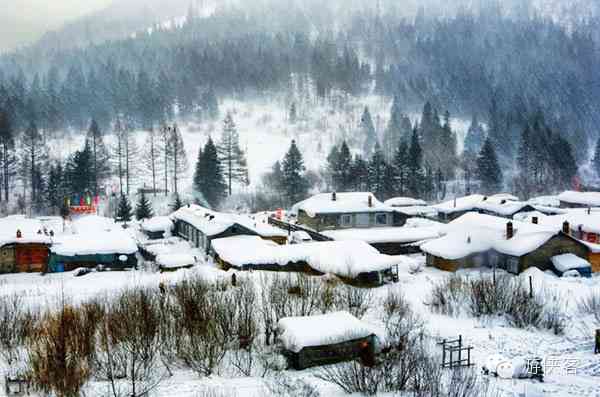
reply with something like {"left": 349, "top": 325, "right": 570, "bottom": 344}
{"left": 0, "top": 215, "right": 53, "bottom": 247}
{"left": 291, "top": 192, "right": 397, "bottom": 217}
{"left": 323, "top": 226, "right": 443, "bottom": 244}
{"left": 395, "top": 205, "right": 438, "bottom": 217}
{"left": 211, "top": 235, "right": 408, "bottom": 277}
{"left": 384, "top": 197, "right": 427, "bottom": 207}
{"left": 51, "top": 230, "right": 138, "bottom": 256}
{"left": 490, "top": 193, "right": 519, "bottom": 201}
{"left": 517, "top": 209, "right": 600, "bottom": 235}
{"left": 558, "top": 191, "right": 600, "bottom": 207}
{"left": 528, "top": 195, "right": 560, "bottom": 208}
{"left": 156, "top": 253, "right": 196, "bottom": 268}
{"left": 551, "top": 254, "right": 590, "bottom": 273}
{"left": 171, "top": 204, "right": 286, "bottom": 238}
{"left": 141, "top": 216, "right": 173, "bottom": 233}
{"left": 421, "top": 212, "right": 562, "bottom": 260}
{"left": 433, "top": 194, "right": 486, "bottom": 214}
{"left": 72, "top": 215, "right": 118, "bottom": 234}
{"left": 278, "top": 311, "right": 376, "bottom": 353}
{"left": 476, "top": 200, "right": 563, "bottom": 217}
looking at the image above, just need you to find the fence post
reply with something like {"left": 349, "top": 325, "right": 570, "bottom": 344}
{"left": 441, "top": 339, "right": 446, "bottom": 367}
{"left": 595, "top": 329, "right": 600, "bottom": 354}
{"left": 458, "top": 335, "right": 462, "bottom": 366}
{"left": 529, "top": 276, "right": 533, "bottom": 298}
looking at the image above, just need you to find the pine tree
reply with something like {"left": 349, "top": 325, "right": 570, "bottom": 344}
{"left": 219, "top": 112, "right": 248, "bottom": 195}
{"left": 289, "top": 102, "right": 297, "bottom": 124}
{"left": 198, "top": 137, "right": 227, "bottom": 208}
{"left": 361, "top": 106, "right": 377, "bottom": 157}
{"left": 116, "top": 194, "right": 133, "bottom": 225}
{"left": 66, "top": 141, "right": 93, "bottom": 195}
{"left": 407, "top": 128, "right": 425, "bottom": 197}
{"left": 392, "top": 140, "right": 410, "bottom": 196}
{"left": 192, "top": 146, "right": 204, "bottom": 194}
{"left": 350, "top": 155, "right": 369, "bottom": 192}
{"left": 135, "top": 192, "right": 154, "bottom": 220}
{"left": 281, "top": 140, "right": 309, "bottom": 205}
{"left": 338, "top": 141, "right": 353, "bottom": 191}
{"left": 368, "top": 143, "right": 387, "bottom": 198}
{"left": 0, "top": 107, "right": 17, "bottom": 202}
{"left": 86, "top": 119, "right": 111, "bottom": 196}
{"left": 464, "top": 114, "right": 486, "bottom": 154}
{"left": 382, "top": 95, "right": 404, "bottom": 160}
{"left": 326, "top": 145, "right": 341, "bottom": 190}
{"left": 476, "top": 138, "right": 503, "bottom": 193}
{"left": 593, "top": 138, "right": 600, "bottom": 178}
{"left": 171, "top": 194, "right": 184, "bottom": 211}
{"left": 19, "top": 120, "right": 48, "bottom": 207}
{"left": 516, "top": 125, "right": 535, "bottom": 197}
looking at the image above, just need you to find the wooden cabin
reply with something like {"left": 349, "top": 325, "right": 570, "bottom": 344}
{"left": 422, "top": 213, "right": 590, "bottom": 274}
{"left": 171, "top": 205, "right": 287, "bottom": 255}
{"left": 278, "top": 312, "right": 377, "bottom": 370}
{"left": 292, "top": 192, "right": 409, "bottom": 232}
{"left": 140, "top": 216, "right": 173, "bottom": 240}
{"left": 0, "top": 217, "right": 53, "bottom": 273}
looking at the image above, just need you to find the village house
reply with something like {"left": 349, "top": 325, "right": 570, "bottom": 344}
{"left": 277, "top": 311, "right": 379, "bottom": 370}
{"left": 171, "top": 204, "right": 288, "bottom": 255}
{"left": 292, "top": 192, "right": 410, "bottom": 231}
{"left": 0, "top": 216, "right": 53, "bottom": 273}
{"left": 476, "top": 199, "right": 564, "bottom": 219}
{"left": 384, "top": 196, "right": 438, "bottom": 218}
{"left": 210, "top": 235, "right": 409, "bottom": 287}
{"left": 433, "top": 194, "right": 488, "bottom": 222}
{"left": 558, "top": 191, "right": 600, "bottom": 209}
{"left": 421, "top": 213, "right": 590, "bottom": 274}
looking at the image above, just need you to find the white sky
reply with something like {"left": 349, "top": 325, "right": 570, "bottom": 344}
{"left": 3, "top": 0, "right": 111, "bottom": 22}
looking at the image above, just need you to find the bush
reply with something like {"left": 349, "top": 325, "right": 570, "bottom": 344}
{"left": 578, "top": 289, "right": 600, "bottom": 323}
{"left": 427, "top": 274, "right": 468, "bottom": 316}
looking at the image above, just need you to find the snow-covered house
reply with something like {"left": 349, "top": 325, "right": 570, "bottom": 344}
{"left": 156, "top": 253, "right": 196, "bottom": 272}
{"left": 433, "top": 194, "right": 487, "bottom": 222}
{"left": 211, "top": 235, "right": 408, "bottom": 286}
{"left": 0, "top": 216, "right": 53, "bottom": 273}
{"left": 322, "top": 218, "right": 444, "bottom": 255}
{"left": 421, "top": 213, "right": 589, "bottom": 274}
{"left": 171, "top": 204, "right": 287, "bottom": 256}
{"left": 291, "top": 192, "right": 410, "bottom": 231}
{"left": 558, "top": 191, "right": 600, "bottom": 209}
{"left": 48, "top": 216, "right": 138, "bottom": 272}
{"left": 476, "top": 199, "right": 564, "bottom": 219}
{"left": 141, "top": 216, "right": 174, "bottom": 240}
{"left": 277, "top": 311, "right": 378, "bottom": 370}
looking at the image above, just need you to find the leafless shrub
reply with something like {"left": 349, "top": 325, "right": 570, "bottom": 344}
{"left": 427, "top": 274, "right": 469, "bottom": 316}
{"left": 27, "top": 301, "right": 96, "bottom": 397}
{"left": 383, "top": 289, "right": 411, "bottom": 321}
{"left": 0, "top": 293, "right": 37, "bottom": 370}
{"left": 94, "top": 288, "right": 167, "bottom": 397}
{"left": 334, "top": 284, "right": 372, "bottom": 318}
{"left": 468, "top": 276, "right": 511, "bottom": 317}
{"left": 578, "top": 289, "right": 600, "bottom": 323}
{"left": 266, "top": 373, "right": 321, "bottom": 397}
{"left": 539, "top": 290, "right": 567, "bottom": 335}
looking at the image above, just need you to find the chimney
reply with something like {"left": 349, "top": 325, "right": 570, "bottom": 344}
{"left": 467, "top": 236, "right": 471, "bottom": 244}
{"left": 332, "top": 192, "right": 337, "bottom": 201}
{"left": 562, "top": 221, "right": 570, "bottom": 235}
{"left": 16, "top": 229, "right": 22, "bottom": 239}
{"left": 532, "top": 217, "right": 539, "bottom": 225}
{"left": 506, "top": 222, "right": 514, "bottom": 240}
{"left": 501, "top": 199, "right": 507, "bottom": 205}
{"left": 483, "top": 196, "right": 488, "bottom": 201}
{"left": 368, "top": 195, "right": 373, "bottom": 207}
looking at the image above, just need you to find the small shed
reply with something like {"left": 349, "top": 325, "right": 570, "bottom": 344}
{"left": 277, "top": 311, "right": 378, "bottom": 370}
{"left": 156, "top": 253, "right": 196, "bottom": 272}
{"left": 141, "top": 216, "right": 173, "bottom": 240}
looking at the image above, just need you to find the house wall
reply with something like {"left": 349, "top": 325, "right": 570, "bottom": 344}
{"left": 0, "top": 245, "right": 16, "bottom": 273}
{"left": 588, "top": 253, "right": 600, "bottom": 273}
{"left": 426, "top": 253, "right": 482, "bottom": 272}
{"left": 297, "top": 210, "right": 406, "bottom": 231}
{"left": 290, "top": 335, "right": 376, "bottom": 370}
{"left": 520, "top": 235, "right": 589, "bottom": 273}
{"left": 15, "top": 244, "right": 49, "bottom": 273}
{"left": 559, "top": 201, "right": 588, "bottom": 209}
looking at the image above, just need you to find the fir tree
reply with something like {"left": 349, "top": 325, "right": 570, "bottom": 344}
{"left": 350, "top": 155, "right": 369, "bottom": 192}
{"left": 368, "top": 143, "right": 387, "bottom": 198}
{"left": 281, "top": 140, "right": 309, "bottom": 205}
{"left": 361, "top": 106, "right": 377, "bottom": 157}
{"left": 392, "top": 140, "right": 410, "bottom": 196}
{"left": 19, "top": 120, "right": 48, "bottom": 206}
{"left": 192, "top": 146, "right": 204, "bottom": 194}
{"left": 67, "top": 142, "right": 93, "bottom": 195}
{"left": 382, "top": 95, "right": 405, "bottom": 160}
{"left": 407, "top": 128, "right": 424, "bottom": 197}
{"left": 219, "top": 112, "right": 248, "bottom": 195}
{"left": 116, "top": 194, "right": 133, "bottom": 225}
{"left": 337, "top": 141, "right": 353, "bottom": 191}
{"left": 326, "top": 144, "right": 341, "bottom": 190}
{"left": 464, "top": 114, "right": 486, "bottom": 154}
{"left": 198, "top": 137, "right": 227, "bottom": 208}
{"left": 476, "top": 138, "right": 503, "bottom": 193}
{"left": 171, "top": 194, "right": 184, "bottom": 211}
{"left": 0, "top": 107, "right": 17, "bottom": 202}
{"left": 593, "top": 138, "right": 600, "bottom": 178}
{"left": 135, "top": 192, "right": 154, "bottom": 220}
{"left": 289, "top": 102, "right": 297, "bottom": 124}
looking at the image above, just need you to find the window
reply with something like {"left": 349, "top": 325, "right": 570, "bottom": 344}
{"left": 507, "top": 258, "right": 519, "bottom": 274}
{"left": 356, "top": 213, "right": 370, "bottom": 227}
{"left": 375, "top": 213, "right": 388, "bottom": 226}
{"left": 341, "top": 214, "right": 352, "bottom": 227}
